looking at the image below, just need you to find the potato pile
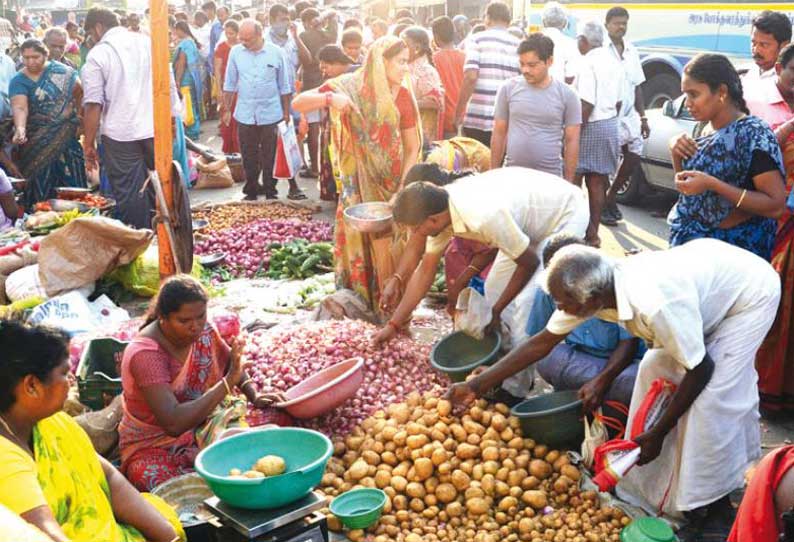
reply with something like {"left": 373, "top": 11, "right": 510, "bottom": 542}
{"left": 318, "top": 393, "right": 629, "bottom": 542}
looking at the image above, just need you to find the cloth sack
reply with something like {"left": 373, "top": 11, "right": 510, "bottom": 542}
{"left": 454, "top": 287, "right": 492, "bottom": 340}
{"left": 273, "top": 120, "right": 303, "bottom": 179}
{"left": 194, "top": 156, "right": 234, "bottom": 189}
{"left": 74, "top": 395, "right": 124, "bottom": 455}
{"left": 38, "top": 217, "right": 152, "bottom": 297}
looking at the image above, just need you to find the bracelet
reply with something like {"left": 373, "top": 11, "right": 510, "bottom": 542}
{"left": 222, "top": 377, "right": 232, "bottom": 395}
{"left": 239, "top": 378, "right": 253, "bottom": 390}
{"left": 640, "top": 116, "right": 648, "bottom": 121}
{"left": 466, "top": 264, "right": 481, "bottom": 274}
{"left": 387, "top": 320, "right": 400, "bottom": 332}
{"left": 736, "top": 188, "right": 748, "bottom": 208}
{"left": 325, "top": 92, "right": 333, "bottom": 109}
{"left": 392, "top": 272, "right": 404, "bottom": 286}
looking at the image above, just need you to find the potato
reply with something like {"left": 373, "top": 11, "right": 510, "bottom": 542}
{"left": 435, "top": 483, "right": 458, "bottom": 504}
{"left": 560, "top": 464, "right": 581, "bottom": 482}
{"left": 451, "top": 470, "right": 472, "bottom": 491}
{"left": 407, "top": 434, "right": 429, "bottom": 450}
{"left": 374, "top": 470, "right": 391, "bottom": 489}
{"left": 391, "top": 475, "right": 409, "bottom": 492}
{"left": 349, "top": 460, "right": 369, "bottom": 481}
{"left": 431, "top": 448, "right": 448, "bottom": 466}
{"left": 528, "top": 459, "right": 553, "bottom": 480}
{"left": 481, "top": 446, "right": 499, "bottom": 462}
{"left": 447, "top": 501, "right": 464, "bottom": 517}
{"left": 415, "top": 457, "right": 434, "bottom": 481}
{"left": 545, "top": 450, "right": 560, "bottom": 464}
{"left": 229, "top": 468, "right": 242, "bottom": 476}
{"left": 498, "top": 496, "right": 518, "bottom": 512}
{"left": 362, "top": 450, "right": 380, "bottom": 466}
{"left": 490, "top": 413, "right": 508, "bottom": 431}
{"left": 406, "top": 482, "right": 427, "bottom": 499}
{"left": 522, "top": 490, "right": 547, "bottom": 509}
{"left": 327, "top": 514, "right": 343, "bottom": 531}
{"left": 552, "top": 454, "right": 570, "bottom": 472}
{"left": 456, "top": 443, "right": 480, "bottom": 460}
{"left": 532, "top": 444, "right": 549, "bottom": 458}
{"left": 253, "top": 455, "right": 286, "bottom": 476}
{"left": 347, "top": 528, "right": 365, "bottom": 541}
{"left": 243, "top": 470, "right": 265, "bottom": 479}
{"left": 466, "top": 497, "right": 489, "bottom": 516}
{"left": 553, "top": 475, "right": 572, "bottom": 494}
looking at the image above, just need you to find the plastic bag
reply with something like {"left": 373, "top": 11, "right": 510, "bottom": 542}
{"left": 273, "top": 120, "right": 303, "bottom": 179}
{"left": 181, "top": 85, "right": 195, "bottom": 127}
{"left": 28, "top": 291, "right": 127, "bottom": 336}
{"left": 5, "top": 264, "right": 47, "bottom": 302}
{"left": 106, "top": 243, "right": 203, "bottom": 298}
{"left": 581, "top": 412, "right": 610, "bottom": 469}
{"left": 38, "top": 217, "right": 153, "bottom": 297}
{"left": 453, "top": 287, "right": 493, "bottom": 340}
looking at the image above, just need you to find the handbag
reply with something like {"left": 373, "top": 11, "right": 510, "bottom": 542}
{"left": 180, "top": 86, "right": 195, "bottom": 127}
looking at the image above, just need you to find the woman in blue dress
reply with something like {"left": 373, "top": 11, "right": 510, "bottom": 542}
{"left": 9, "top": 38, "right": 87, "bottom": 207}
{"left": 172, "top": 21, "right": 203, "bottom": 140}
{"left": 668, "top": 53, "right": 787, "bottom": 260}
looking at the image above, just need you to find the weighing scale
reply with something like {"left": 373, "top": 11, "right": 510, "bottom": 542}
{"left": 203, "top": 492, "right": 329, "bottom": 542}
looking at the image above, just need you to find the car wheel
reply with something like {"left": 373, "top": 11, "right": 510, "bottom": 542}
{"left": 642, "top": 73, "right": 681, "bottom": 109}
{"left": 615, "top": 165, "right": 647, "bottom": 206}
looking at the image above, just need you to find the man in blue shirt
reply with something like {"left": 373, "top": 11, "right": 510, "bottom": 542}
{"left": 525, "top": 233, "right": 644, "bottom": 408}
{"left": 222, "top": 19, "right": 291, "bottom": 201}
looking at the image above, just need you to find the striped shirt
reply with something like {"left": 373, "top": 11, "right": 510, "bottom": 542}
{"left": 462, "top": 28, "right": 521, "bottom": 132}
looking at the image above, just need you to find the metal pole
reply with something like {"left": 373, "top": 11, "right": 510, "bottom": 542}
{"left": 150, "top": 0, "right": 177, "bottom": 279}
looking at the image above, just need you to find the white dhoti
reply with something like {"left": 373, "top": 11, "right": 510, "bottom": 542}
{"left": 616, "top": 281, "right": 780, "bottom": 517}
{"left": 485, "top": 203, "right": 590, "bottom": 398}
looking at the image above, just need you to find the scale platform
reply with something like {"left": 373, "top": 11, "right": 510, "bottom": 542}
{"left": 204, "top": 491, "right": 327, "bottom": 541}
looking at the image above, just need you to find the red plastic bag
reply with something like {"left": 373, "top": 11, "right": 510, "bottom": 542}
{"left": 630, "top": 378, "right": 676, "bottom": 439}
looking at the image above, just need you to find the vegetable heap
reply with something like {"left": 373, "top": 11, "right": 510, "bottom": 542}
{"left": 194, "top": 219, "right": 333, "bottom": 279}
{"left": 243, "top": 320, "right": 450, "bottom": 437}
{"left": 319, "top": 393, "right": 630, "bottom": 542}
{"left": 192, "top": 202, "right": 314, "bottom": 233}
{"left": 266, "top": 240, "right": 333, "bottom": 280}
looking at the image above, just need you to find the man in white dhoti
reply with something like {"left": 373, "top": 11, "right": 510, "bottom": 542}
{"left": 447, "top": 239, "right": 780, "bottom": 538}
{"left": 373, "top": 166, "right": 589, "bottom": 399}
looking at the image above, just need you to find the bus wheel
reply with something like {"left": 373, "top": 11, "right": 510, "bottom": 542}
{"left": 642, "top": 73, "right": 681, "bottom": 109}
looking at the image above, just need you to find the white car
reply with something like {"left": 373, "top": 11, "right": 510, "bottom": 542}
{"left": 616, "top": 95, "right": 700, "bottom": 205}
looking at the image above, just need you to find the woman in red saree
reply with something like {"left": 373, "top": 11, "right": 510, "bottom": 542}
{"left": 119, "top": 275, "right": 275, "bottom": 491}
{"left": 214, "top": 20, "right": 240, "bottom": 154}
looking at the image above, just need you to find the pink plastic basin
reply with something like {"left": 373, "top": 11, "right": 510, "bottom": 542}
{"left": 275, "top": 357, "right": 364, "bottom": 419}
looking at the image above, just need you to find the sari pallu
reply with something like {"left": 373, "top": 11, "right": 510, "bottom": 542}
{"left": 326, "top": 36, "right": 422, "bottom": 310}
{"left": 32, "top": 413, "right": 186, "bottom": 542}
{"left": 174, "top": 38, "right": 204, "bottom": 140}
{"left": 119, "top": 324, "right": 246, "bottom": 491}
{"left": 756, "top": 137, "right": 794, "bottom": 413}
{"left": 16, "top": 61, "right": 86, "bottom": 207}
{"left": 668, "top": 116, "right": 784, "bottom": 260}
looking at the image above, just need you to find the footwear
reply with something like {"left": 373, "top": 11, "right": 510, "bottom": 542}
{"left": 302, "top": 170, "right": 319, "bottom": 179}
{"left": 287, "top": 190, "right": 308, "bottom": 200}
{"left": 265, "top": 193, "right": 279, "bottom": 200}
{"left": 600, "top": 210, "right": 619, "bottom": 227}
{"left": 242, "top": 194, "right": 257, "bottom": 201}
{"left": 613, "top": 207, "right": 623, "bottom": 220}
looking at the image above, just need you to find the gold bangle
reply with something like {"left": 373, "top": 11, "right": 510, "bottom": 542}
{"left": 466, "top": 264, "right": 481, "bottom": 274}
{"left": 737, "top": 188, "right": 748, "bottom": 208}
{"left": 222, "top": 377, "right": 232, "bottom": 395}
{"left": 392, "top": 273, "right": 404, "bottom": 286}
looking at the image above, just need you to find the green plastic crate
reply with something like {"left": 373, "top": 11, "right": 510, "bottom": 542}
{"left": 76, "top": 338, "right": 128, "bottom": 411}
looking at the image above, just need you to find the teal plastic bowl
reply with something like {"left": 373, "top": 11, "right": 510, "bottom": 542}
{"left": 511, "top": 390, "right": 584, "bottom": 448}
{"left": 330, "top": 488, "right": 387, "bottom": 530}
{"left": 620, "top": 517, "right": 675, "bottom": 542}
{"left": 430, "top": 331, "right": 502, "bottom": 382}
{"left": 195, "top": 428, "right": 332, "bottom": 510}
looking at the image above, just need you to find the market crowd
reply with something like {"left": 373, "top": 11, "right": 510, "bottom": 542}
{"left": 2, "top": 2, "right": 794, "bottom": 542}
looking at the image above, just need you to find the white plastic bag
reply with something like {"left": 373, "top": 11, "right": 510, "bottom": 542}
{"left": 453, "top": 287, "right": 492, "bottom": 340}
{"left": 581, "top": 411, "right": 610, "bottom": 469}
{"left": 273, "top": 120, "right": 303, "bottom": 179}
{"left": 27, "top": 291, "right": 128, "bottom": 336}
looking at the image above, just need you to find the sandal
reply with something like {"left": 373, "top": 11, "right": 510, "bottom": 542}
{"left": 600, "top": 210, "right": 619, "bottom": 227}
{"left": 288, "top": 191, "right": 308, "bottom": 201}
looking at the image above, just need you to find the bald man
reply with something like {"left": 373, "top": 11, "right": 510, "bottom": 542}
{"left": 222, "top": 19, "right": 292, "bottom": 201}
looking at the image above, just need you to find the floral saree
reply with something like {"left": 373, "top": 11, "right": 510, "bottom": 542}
{"left": 119, "top": 324, "right": 246, "bottom": 491}
{"left": 326, "top": 36, "right": 422, "bottom": 310}
{"left": 408, "top": 56, "right": 444, "bottom": 143}
{"left": 15, "top": 61, "right": 86, "bottom": 207}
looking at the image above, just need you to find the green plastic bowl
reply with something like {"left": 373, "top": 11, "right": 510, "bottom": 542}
{"left": 620, "top": 517, "right": 676, "bottom": 542}
{"left": 195, "top": 428, "right": 332, "bottom": 510}
{"left": 511, "top": 390, "right": 584, "bottom": 448}
{"left": 330, "top": 488, "right": 387, "bottom": 529}
{"left": 430, "top": 331, "right": 502, "bottom": 382}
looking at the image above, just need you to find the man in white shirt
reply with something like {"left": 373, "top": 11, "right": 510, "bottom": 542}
{"left": 447, "top": 239, "right": 780, "bottom": 538}
{"left": 82, "top": 7, "right": 178, "bottom": 229}
{"left": 540, "top": 2, "right": 580, "bottom": 85}
{"left": 743, "top": 10, "right": 792, "bottom": 103}
{"left": 574, "top": 21, "right": 624, "bottom": 247}
{"left": 374, "top": 166, "right": 589, "bottom": 398}
{"left": 603, "top": 6, "right": 651, "bottom": 226}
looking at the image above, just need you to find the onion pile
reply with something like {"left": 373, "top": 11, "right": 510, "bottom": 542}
{"left": 243, "top": 320, "right": 450, "bottom": 437}
{"left": 192, "top": 202, "right": 314, "bottom": 233}
{"left": 194, "top": 219, "right": 333, "bottom": 278}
